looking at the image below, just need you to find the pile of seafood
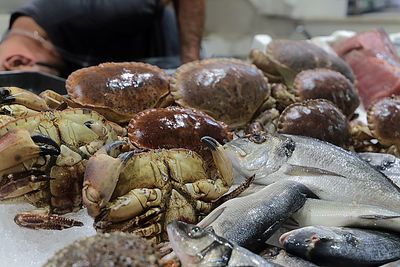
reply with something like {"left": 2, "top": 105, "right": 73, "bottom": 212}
{"left": 1, "top": 30, "right": 400, "bottom": 267}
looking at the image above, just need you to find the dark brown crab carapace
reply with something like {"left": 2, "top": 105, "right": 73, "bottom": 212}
{"left": 171, "top": 58, "right": 270, "bottom": 129}
{"left": 277, "top": 99, "right": 349, "bottom": 147}
{"left": 127, "top": 106, "right": 232, "bottom": 161}
{"left": 66, "top": 62, "right": 171, "bottom": 124}
{"left": 368, "top": 95, "right": 400, "bottom": 147}
{"left": 293, "top": 68, "right": 360, "bottom": 117}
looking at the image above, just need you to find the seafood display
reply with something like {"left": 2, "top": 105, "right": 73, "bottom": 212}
{"left": 2, "top": 33, "right": 400, "bottom": 267}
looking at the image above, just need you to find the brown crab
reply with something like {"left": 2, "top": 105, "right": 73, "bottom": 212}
{"left": 248, "top": 40, "right": 359, "bottom": 125}
{"left": 350, "top": 95, "right": 400, "bottom": 155}
{"left": 41, "top": 62, "right": 172, "bottom": 124}
{"left": 0, "top": 108, "right": 119, "bottom": 229}
{"left": 249, "top": 40, "right": 355, "bottom": 87}
{"left": 277, "top": 99, "right": 349, "bottom": 147}
{"left": 170, "top": 58, "right": 271, "bottom": 129}
{"left": 82, "top": 137, "right": 234, "bottom": 243}
{"left": 127, "top": 106, "right": 232, "bottom": 162}
{"left": 249, "top": 69, "right": 359, "bottom": 136}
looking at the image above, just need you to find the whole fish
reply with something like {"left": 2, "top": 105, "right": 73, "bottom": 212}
{"left": 289, "top": 198, "right": 400, "bottom": 232}
{"left": 280, "top": 226, "right": 400, "bottom": 267}
{"left": 360, "top": 152, "right": 400, "bottom": 187}
{"left": 219, "top": 133, "right": 400, "bottom": 212}
{"left": 167, "top": 220, "right": 282, "bottom": 267}
{"left": 197, "top": 179, "right": 313, "bottom": 251}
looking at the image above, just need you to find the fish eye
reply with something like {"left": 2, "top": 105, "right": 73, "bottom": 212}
{"left": 249, "top": 134, "right": 266, "bottom": 144}
{"left": 189, "top": 226, "right": 203, "bottom": 238}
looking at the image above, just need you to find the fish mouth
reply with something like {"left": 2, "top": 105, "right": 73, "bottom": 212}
{"left": 279, "top": 231, "right": 291, "bottom": 246}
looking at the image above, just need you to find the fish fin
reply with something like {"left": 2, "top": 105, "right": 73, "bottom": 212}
{"left": 283, "top": 217, "right": 300, "bottom": 229}
{"left": 381, "top": 172, "right": 400, "bottom": 194}
{"left": 285, "top": 164, "right": 343, "bottom": 177}
{"left": 358, "top": 214, "right": 400, "bottom": 220}
{"left": 197, "top": 207, "right": 225, "bottom": 228}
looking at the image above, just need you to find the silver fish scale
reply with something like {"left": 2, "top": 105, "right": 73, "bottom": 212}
{"left": 201, "top": 181, "right": 309, "bottom": 251}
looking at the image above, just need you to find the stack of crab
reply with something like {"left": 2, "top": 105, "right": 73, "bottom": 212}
{"left": 1, "top": 38, "right": 400, "bottom": 246}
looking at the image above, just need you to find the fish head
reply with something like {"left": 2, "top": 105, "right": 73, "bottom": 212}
{"left": 167, "top": 221, "right": 217, "bottom": 266}
{"left": 224, "top": 133, "right": 295, "bottom": 178}
{"left": 279, "top": 226, "right": 342, "bottom": 263}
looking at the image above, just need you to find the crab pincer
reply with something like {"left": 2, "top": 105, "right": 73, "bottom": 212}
{"left": 0, "top": 87, "right": 49, "bottom": 111}
{"left": 82, "top": 141, "right": 133, "bottom": 218}
{"left": 0, "top": 129, "right": 60, "bottom": 182}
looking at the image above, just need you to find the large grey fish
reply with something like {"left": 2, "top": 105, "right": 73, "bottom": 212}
{"left": 166, "top": 220, "right": 282, "bottom": 267}
{"left": 289, "top": 198, "right": 400, "bottom": 232}
{"left": 219, "top": 133, "right": 400, "bottom": 212}
{"left": 359, "top": 152, "right": 400, "bottom": 187}
{"left": 197, "top": 178, "right": 313, "bottom": 251}
{"left": 280, "top": 226, "right": 400, "bottom": 267}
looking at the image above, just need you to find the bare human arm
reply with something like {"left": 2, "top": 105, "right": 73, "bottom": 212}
{"left": 172, "top": 0, "right": 205, "bottom": 63}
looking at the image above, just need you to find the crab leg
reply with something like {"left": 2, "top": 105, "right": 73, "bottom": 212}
{"left": 96, "top": 207, "right": 163, "bottom": 232}
{"left": 99, "top": 188, "right": 163, "bottom": 223}
{"left": 14, "top": 208, "right": 83, "bottom": 230}
{"left": 0, "top": 87, "right": 49, "bottom": 111}
{"left": 0, "top": 173, "right": 48, "bottom": 200}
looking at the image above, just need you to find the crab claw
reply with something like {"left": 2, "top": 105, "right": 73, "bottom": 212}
{"left": 0, "top": 129, "right": 59, "bottom": 177}
{"left": 0, "top": 87, "right": 49, "bottom": 111}
{"left": 82, "top": 141, "right": 134, "bottom": 217}
{"left": 31, "top": 134, "right": 61, "bottom": 156}
{"left": 201, "top": 136, "right": 234, "bottom": 190}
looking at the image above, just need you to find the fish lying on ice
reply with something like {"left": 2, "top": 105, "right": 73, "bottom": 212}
{"left": 196, "top": 173, "right": 313, "bottom": 251}
{"left": 289, "top": 198, "right": 400, "bottom": 232}
{"left": 217, "top": 133, "right": 400, "bottom": 212}
{"left": 280, "top": 226, "right": 400, "bottom": 267}
{"left": 167, "top": 220, "right": 282, "bottom": 267}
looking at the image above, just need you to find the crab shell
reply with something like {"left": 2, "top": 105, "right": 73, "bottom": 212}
{"left": 368, "top": 95, "right": 400, "bottom": 147}
{"left": 127, "top": 106, "right": 232, "bottom": 161}
{"left": 171, "top": 58, "right": 270, "bottom": 128}
{"left": 66, "top": 62, "right": 171, "bottom": 124}
{"left": 293, "top": 68, "right": 360, "bottom": 117}
{"left": 258, "top": 40, "right": 355, "bottom": 87}
{"left": 277, "top": 99, "right": 349, "bottom": 147}
{"left": 83, "top": 145, "right": 233, "bottom": 241}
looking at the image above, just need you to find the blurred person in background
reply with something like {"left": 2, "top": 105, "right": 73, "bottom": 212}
{"left": 0, "top": 0, "right": 204, "bottom": 77}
